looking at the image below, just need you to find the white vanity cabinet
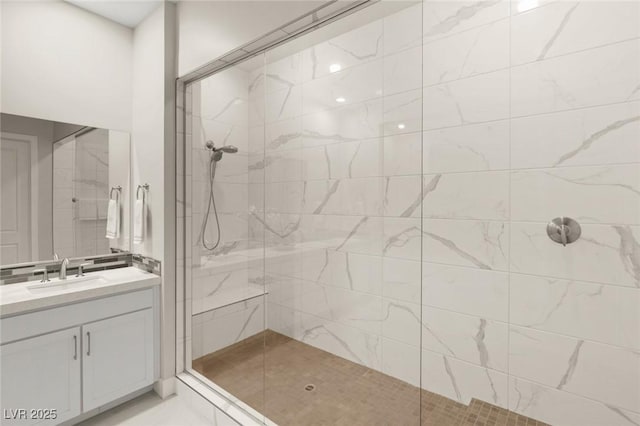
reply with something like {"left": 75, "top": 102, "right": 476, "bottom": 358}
{"left": 0, "top": 327, "right": 82, "bottom": 425}
{"left": 82, "top": 308, "right": 154, "bottom": 411}
{"left": 0, "top": 286, "right": 158, "bottom": 425}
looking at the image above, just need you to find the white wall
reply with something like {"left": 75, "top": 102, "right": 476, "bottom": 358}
{"left": 131, "top": 1, "right": 176, "bottom": 384}
{"left": 0, "top": 1, "right": 133, "bottom": 131}
{"left": 177, "top": 0, "right": 323, "bottom": 76}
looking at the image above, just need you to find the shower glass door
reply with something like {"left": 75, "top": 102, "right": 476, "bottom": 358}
{"left": 187, "top": 53, "right": 269, "bottom": 421}
{"left": 262, "top": 2, "right": 424, "bottom": 424}
{"left": 181, "top": 1, "right": 640, "bottom": 425}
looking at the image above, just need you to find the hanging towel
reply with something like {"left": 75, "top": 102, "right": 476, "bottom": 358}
{"left": 133, "top": 199, "right": 145, "bottom": 244}
{"left": 105, "top": 199, "right": 120, "bottom": 239}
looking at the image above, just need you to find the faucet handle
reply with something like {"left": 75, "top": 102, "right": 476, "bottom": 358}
{"left": 34, "top": 269, "right": 50, "bottom": 283}
{"left": 76, "top": 263, "right": 91, "bottom": 277}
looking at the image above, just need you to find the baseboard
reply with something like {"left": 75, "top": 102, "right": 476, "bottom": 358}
{"left": 153, "top": 376, "right": 177, "bottom": 399}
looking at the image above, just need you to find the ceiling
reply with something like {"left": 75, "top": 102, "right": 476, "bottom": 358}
{"left": 65, "top": 1, "right": 163, "bottom": 28}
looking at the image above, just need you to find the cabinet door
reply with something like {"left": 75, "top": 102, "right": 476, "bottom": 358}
{"left": 0, "top": 327, "right": 81, "bottom": 425}
{"left": 82, "top": 309, "right": 154, "bottom": 411}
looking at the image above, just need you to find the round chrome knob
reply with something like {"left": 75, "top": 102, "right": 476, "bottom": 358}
{"left": 547, "top": 217, "right": 581, "bottom": 246}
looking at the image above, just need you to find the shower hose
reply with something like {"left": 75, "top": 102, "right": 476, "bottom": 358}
{"left": 200, "top": 153, "right": 221, "bottom": 250}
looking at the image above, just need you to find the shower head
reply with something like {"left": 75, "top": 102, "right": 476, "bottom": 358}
{"left": 218, "top": 145, "right": 238, "bottom": 153}
{"left": 204, "top": 141, "right": 238, "bottom": 154}
{"left": 205, "top": 141, "right": 238, "bottom": 161}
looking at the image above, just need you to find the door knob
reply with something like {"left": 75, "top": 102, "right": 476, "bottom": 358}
{"left": 547, "top": 217, "right": 581, "bottom": 246}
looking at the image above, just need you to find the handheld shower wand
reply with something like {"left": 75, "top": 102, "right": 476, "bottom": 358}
{"left": 205, "top": 141, "right": 238, "bottom": 161}
{"left": 200, "top": 141, "right": 238, "bottom": 251}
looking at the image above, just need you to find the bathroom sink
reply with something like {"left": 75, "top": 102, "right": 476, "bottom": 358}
{"left": 27, "top": 275, "right": 108, "bottom": 292}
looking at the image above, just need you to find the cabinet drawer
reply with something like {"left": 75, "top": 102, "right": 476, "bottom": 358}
{"left": 0, "top": 289, "right": 153, "bottom": 345}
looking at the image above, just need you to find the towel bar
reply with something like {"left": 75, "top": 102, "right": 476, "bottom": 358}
{"left": 136, "top": 183, "right": 149, "bottom": 201}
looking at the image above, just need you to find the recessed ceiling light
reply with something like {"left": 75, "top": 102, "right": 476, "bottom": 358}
{"left": 397, "top": 123, "right": 406, "bottom": 130}
{"left": 329, "top": 63, "right": 342, "bottom": 73}
{"left": 335, "top": 97, "right": 346, "bottom": 103}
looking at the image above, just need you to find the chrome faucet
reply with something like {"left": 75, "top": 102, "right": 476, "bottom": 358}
{"left": 59, "top": 258, "right": 70, "bottom": 280}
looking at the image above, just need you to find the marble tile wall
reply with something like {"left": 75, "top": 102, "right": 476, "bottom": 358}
{"left": 256, "top": 1, "right": 640, "bottom": 425}
{"left": 419, "top": 1, "right": 640, "bottom": 425}
{"left": 181, "top": 1, "right": 640, "bottom": 425}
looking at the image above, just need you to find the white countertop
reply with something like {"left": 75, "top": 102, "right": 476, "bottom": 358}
{"left": 0, "top": 267, "right": 161, "bottom": 317}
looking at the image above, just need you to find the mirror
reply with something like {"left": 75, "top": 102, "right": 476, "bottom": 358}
{"left": 0, "top": 113, "right": 130, "bottom": 264}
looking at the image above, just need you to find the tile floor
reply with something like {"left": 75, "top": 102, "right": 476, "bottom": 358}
{"left": 77, "top": 392, "right": 210, "bottom": 426}
{"left": 193, "top": 330, "right": 550, "bottom": 426}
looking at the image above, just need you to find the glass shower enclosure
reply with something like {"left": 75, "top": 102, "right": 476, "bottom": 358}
{"left": 176, "top": 1, "right": 640, "bottom": 425}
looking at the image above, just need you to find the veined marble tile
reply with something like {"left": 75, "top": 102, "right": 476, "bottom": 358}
{"left": 383, "top": 175, "right": 422, "bottom": 218}
{"left": 423, "top": 120, "right": 510, "bottom": 173}
{"left": 381, "top": 298, "right": 422, "bottom": 346}
{"left": 303, "top": 98, "right": 384, "bottom": 146}
{"left": 382, "top": 257, "right": 421, "bottom": 303}
{"left": 511, "top": 39, "right": 640, "bottom": 117}
{"left": 304, "top": 178, "right": 383, "bottom": 216}
{"left": 510, "top": 273, "right": 640, "bottom": 351}
{"left": 199, "top": 69, "right": 249, "bottom": 123}
{"left": 509, "top": 377, "right": 640, "bottom": 426}
{"left": 265, "top": 52, "right": 302, "bottom": 94}
{"left": 302, "top": 138, "right": 382, "bottom": 181}
{"left": 422, "top": 307, "right": 508, "bottom": 372}
{"left": 383, "top": 88, "right": 422, "bottom": 136}
{"left": 247, "top": 125, "right": 265, "bottom": 154}
{"left": 423, "top": 219, "right": 509, "bottom": 271}
{"left": 511, "top": 1, "right": 640, "bottom": 66}
{"left": 264, "top": 84, "right": 302, "bottom": 124}
{"left": 303, "top": 214, "right": 384, "bottom": 257}
{"left": 511, "top": 164, "right": 640, "bottom": 225}
{"left": 422, "top": 263, "right": 508, "bottom": 322}
{"left": 296, "top": 282, "right": 383, "bottom": 336}
{"left": 383, "top": 217, "right": 422, "bottom": 261}
{"left": 382, "top": 338, "right": 421, "bottom": 387}
{"left": 423, "top": 171, "right": 509, "bottom": 220}
{"left": 302, "top": 59, "right": 383, "bottom": 115}
{"left": 511, "top": 101, "right": 640, "bottom": 169}
{"left": 265, "top": 181, "right": 305, "bottom": 214}
{"left": 509, "top": 326, "right": 640, "bottom": 413}
{"left": 297, "top": 311, "right": 382, "bottom": 370}
{"left": 193, "top": 297, "right": 265, "bottom": 358}
{"left": 263, "top": 149, "right": 303, "bottom": 183}
{"left": 384, "top": 132, "right": 422, "bottom": 176}
{"left": 383, "top": 46, "right": 422, "bottom": 96}
{"left": 301, "top": 249, "right": 383, "bottom": 296}
{"left": 261, "top": 213, "right": 304, "bottom": 247}
{"left": 383, "top": 2, "right": 422, "bottom": 55}
{"left": 265, "top": 117, "right": 302, "bottom": 152}
{"left": 267, "top": 302, "right": 297, "bottom": 338}
{"left": 421, "top": 349, "right": 509, "bottom": 408}
{"left": 423, "top": 18, "right": 509, "bottom": 86}
{"left": 423, "top": 69, "right": 510, "bottom": 130}
{"left": 326, "top": 250, "right": 383, "bottom": 296}
{"left": 383, "top": 172, "right": 508, "bottom": 220}
{"left": 301, "top": 20, "right": 383, "bottom": 82}
{"left": 510, "top": 222, "right": 640, "bottom": 287}
{"left": 422, "top": 0, "right": 510, "bottom": 43}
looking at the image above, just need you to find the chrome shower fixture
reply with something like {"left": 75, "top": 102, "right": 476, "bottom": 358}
{"left": 205, "top": 140, "right": 238, "bottom": 161}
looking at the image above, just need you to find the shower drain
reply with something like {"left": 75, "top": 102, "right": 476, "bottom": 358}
{"left": 304, "top": 384, "right": 316, "bottom": 392}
